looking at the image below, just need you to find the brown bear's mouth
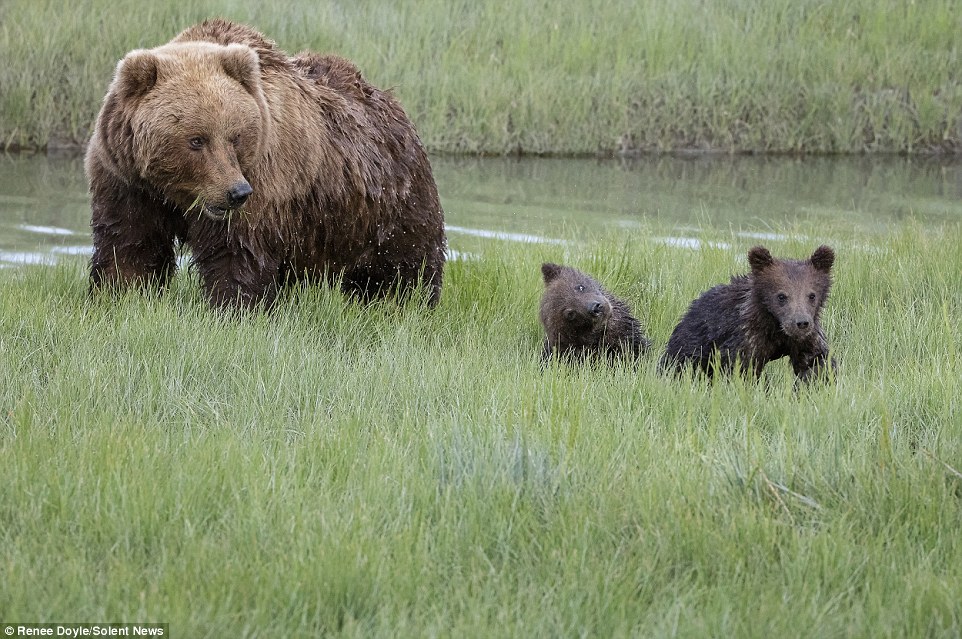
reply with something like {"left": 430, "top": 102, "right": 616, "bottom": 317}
{"left": 202, "top": 204, "right": 231, "bottom": 222}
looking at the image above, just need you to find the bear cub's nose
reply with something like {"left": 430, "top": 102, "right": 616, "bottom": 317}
{"left": 227, "top": 181, "right": 253, "bottom": 208}
{"left": 588, "top": 301, "right": 605, "bottom": 316}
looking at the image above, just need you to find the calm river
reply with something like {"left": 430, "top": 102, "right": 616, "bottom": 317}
{"left": 1, "top": 152, "right": 960, "bottom": 267}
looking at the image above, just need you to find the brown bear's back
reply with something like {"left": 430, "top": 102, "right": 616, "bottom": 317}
{"left": 173, "top": 19, "right": 288, "bottom": 70}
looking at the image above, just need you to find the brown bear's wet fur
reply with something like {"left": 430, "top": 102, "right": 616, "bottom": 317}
{"left": 86, "top": 19, "right": 445, "bottom": 310}
{"left": 539, "top": 263, "right": 652, "bottom": 363}
{"left": 660, "top": 245, "right": 836, "bottom": 382}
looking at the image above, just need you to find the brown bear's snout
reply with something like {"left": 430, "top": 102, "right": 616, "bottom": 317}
{"left": 587, "top": 298, "right": 612, "bottom": 323}
{"left": 227, "top": 180, "right": 253, "bottom": 208}
{"left": 785, "top": 313, "right": 814, "bottom": 337}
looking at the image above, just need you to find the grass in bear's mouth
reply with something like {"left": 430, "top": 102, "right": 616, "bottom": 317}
{"left": 1, "top": 220, "right": 961, "bottom": 637}
{"left": 202, "top": 205, "right": 231, "bottom": 222}
{"left": 186, "top": 195, "right": 234, "bottom": 223}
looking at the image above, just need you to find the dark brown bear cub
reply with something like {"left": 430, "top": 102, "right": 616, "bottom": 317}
{"left": 539, "top": 263, "right": 651, "bottom": 362}
{"left": 660, "top": 245, "right": 836, "bottom": 382}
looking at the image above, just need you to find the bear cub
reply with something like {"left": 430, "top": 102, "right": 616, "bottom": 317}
{"left": 539, "top": 262, "right": 651, "bottom": 363}
{"left": 660, "top": 245, "right": 836, "bottom": 382}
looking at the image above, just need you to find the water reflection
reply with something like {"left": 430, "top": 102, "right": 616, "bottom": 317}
{"left": 445, "top": 224, "right": 568, "bottom": 245}
{"left": 0, "top": 152, "right": 91, "bottom": 267}
{"left": 1, "top": 151, "right": 960, "bottom": 267}
{"left": 437, "top": 155, "right": 962, "bottom": 235}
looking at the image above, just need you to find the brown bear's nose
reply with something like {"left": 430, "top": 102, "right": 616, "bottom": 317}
{"left": 588, "top": 301, "right": 605, "bottom": 316}
{"left": 227, "top": 181, "right": 253, "bottom": 208}
{"left": 796, "top": 319, "right": 810, "bottom": 329}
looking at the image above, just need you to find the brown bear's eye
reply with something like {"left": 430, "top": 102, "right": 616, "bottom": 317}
{"left": 777, "top": 293, "right": 788, "bottom": 304}
{"left": 576, "top": 285, "right": 585, "bottom": 292}
{"left": 188, "top": 137, "right": 205, "bottom": 150}
{"left": 230, "top": 134, "right": 241, "bottom": 147}
{"left": 808, "top": 293, "right": 817, "bottom": 302}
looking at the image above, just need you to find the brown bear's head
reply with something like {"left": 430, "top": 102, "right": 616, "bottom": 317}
{"left": 99, "top": 41, "right": 271, "bottom": 221}
{"left": 540, "top": 262, "right": 613, "bottom": 334}
{"left": 748, "top": 245, "right": 835, "bottom": 340}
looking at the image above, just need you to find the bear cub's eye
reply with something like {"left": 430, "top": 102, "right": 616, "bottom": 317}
{"left": 808, "top": 293, "right": 817, "bottom": 302}
{"left": 188, "top": 137, "right": 206, "bottom": 150}
{"left": 576, "top": 284, "right": 586, "bottom": 292}
{"left": 776, "top": 293, "right": 788, "bottom": 303}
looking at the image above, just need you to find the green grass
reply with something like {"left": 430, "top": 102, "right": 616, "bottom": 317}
{"left": 1, "top": 221, "right": 961, "bottom": 636}
{"left": 1, "top": 0, "right": 960, "bottom": 154}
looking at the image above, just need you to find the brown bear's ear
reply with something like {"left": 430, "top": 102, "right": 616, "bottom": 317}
{"left": 542, "top": 263, "right": 562, "bottom": 284}
{"left": 810, "top": 245, "right": 835, "bottom": 272}
{"left": 220, "top": 44, "right": 261, "bottom": 95}
{"left": 747, "top": 246, "right": 774, "bottom": 273}
{"left": 114, "top": 50, "right": 159, "bottom": 99}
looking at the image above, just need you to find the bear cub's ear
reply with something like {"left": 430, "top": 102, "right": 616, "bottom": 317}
{"left": 115, "top": 50, "right": 159, "bottom": 99}
{"left": 541, "top": 263, "right": 563, "bottom": 284}
{"left": 220, "top": 44, "right": 261, "bottom": 94}
{"left": 747, "top": 246, "right": 774, "bottom": 273}
{"left": 809, "top": 245, "right": 835, "bottom": 272}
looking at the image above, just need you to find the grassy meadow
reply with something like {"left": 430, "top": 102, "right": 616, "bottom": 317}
{"left": 1, "top": 0, "right": 961, "bottom": 154}
{"left": 1, "top": 220, "right": 961, "bottom": 637}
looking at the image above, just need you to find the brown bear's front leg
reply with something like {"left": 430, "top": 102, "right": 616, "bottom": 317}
{"left": 791, "top": 333, "right": 836, "bottom": 383}
{"left": 190, "top": 243, "right": 283, "bottom": 311}
{"left": 341, "top": 232, "right": 445, "bottom": 307}
{"left": 89, "top": 175, "right": 184, "bottom": 292}
{"left": 341, "top": 259, "right": 443, "bottom": 307}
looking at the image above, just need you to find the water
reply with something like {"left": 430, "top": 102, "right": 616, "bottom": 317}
{"left": 436, "top": 155, "right": 962, "bottom": 249}
{"left": 0, "top": 153, "right": 91, "bottom": 267}
{"left": 2, "top": 152, "right": 961, "bottom": 267}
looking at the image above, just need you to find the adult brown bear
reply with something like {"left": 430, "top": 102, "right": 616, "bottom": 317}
{"left": 86, "top": 19, "right": 445, "bottom": 309}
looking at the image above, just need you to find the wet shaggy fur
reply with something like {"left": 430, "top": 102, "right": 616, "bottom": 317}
{"left": 539, "top": 263, "right": 651, "bottom": 362}
{"left": 660, "top": 245, "right": 836, "bottom": 382}
{"left": 86, "top": 19, "right": 445, "bottom": 310}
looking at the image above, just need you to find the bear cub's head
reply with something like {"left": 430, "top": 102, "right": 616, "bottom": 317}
{"left": 107, "top": 41, "right": 270, "bottom": 221}
{"left": 748, "top": 245, "right": 835, "bottom": 340}
{"left": 540, "top": 262, "right": 613, "bottom": 333}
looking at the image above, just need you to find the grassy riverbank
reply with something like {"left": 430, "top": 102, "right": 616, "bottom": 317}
{"left": 1, "top": 0, "right": 960, "bottom": 155}
{"left": 2, "top": 222, "right": 961, "bottom": 636}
